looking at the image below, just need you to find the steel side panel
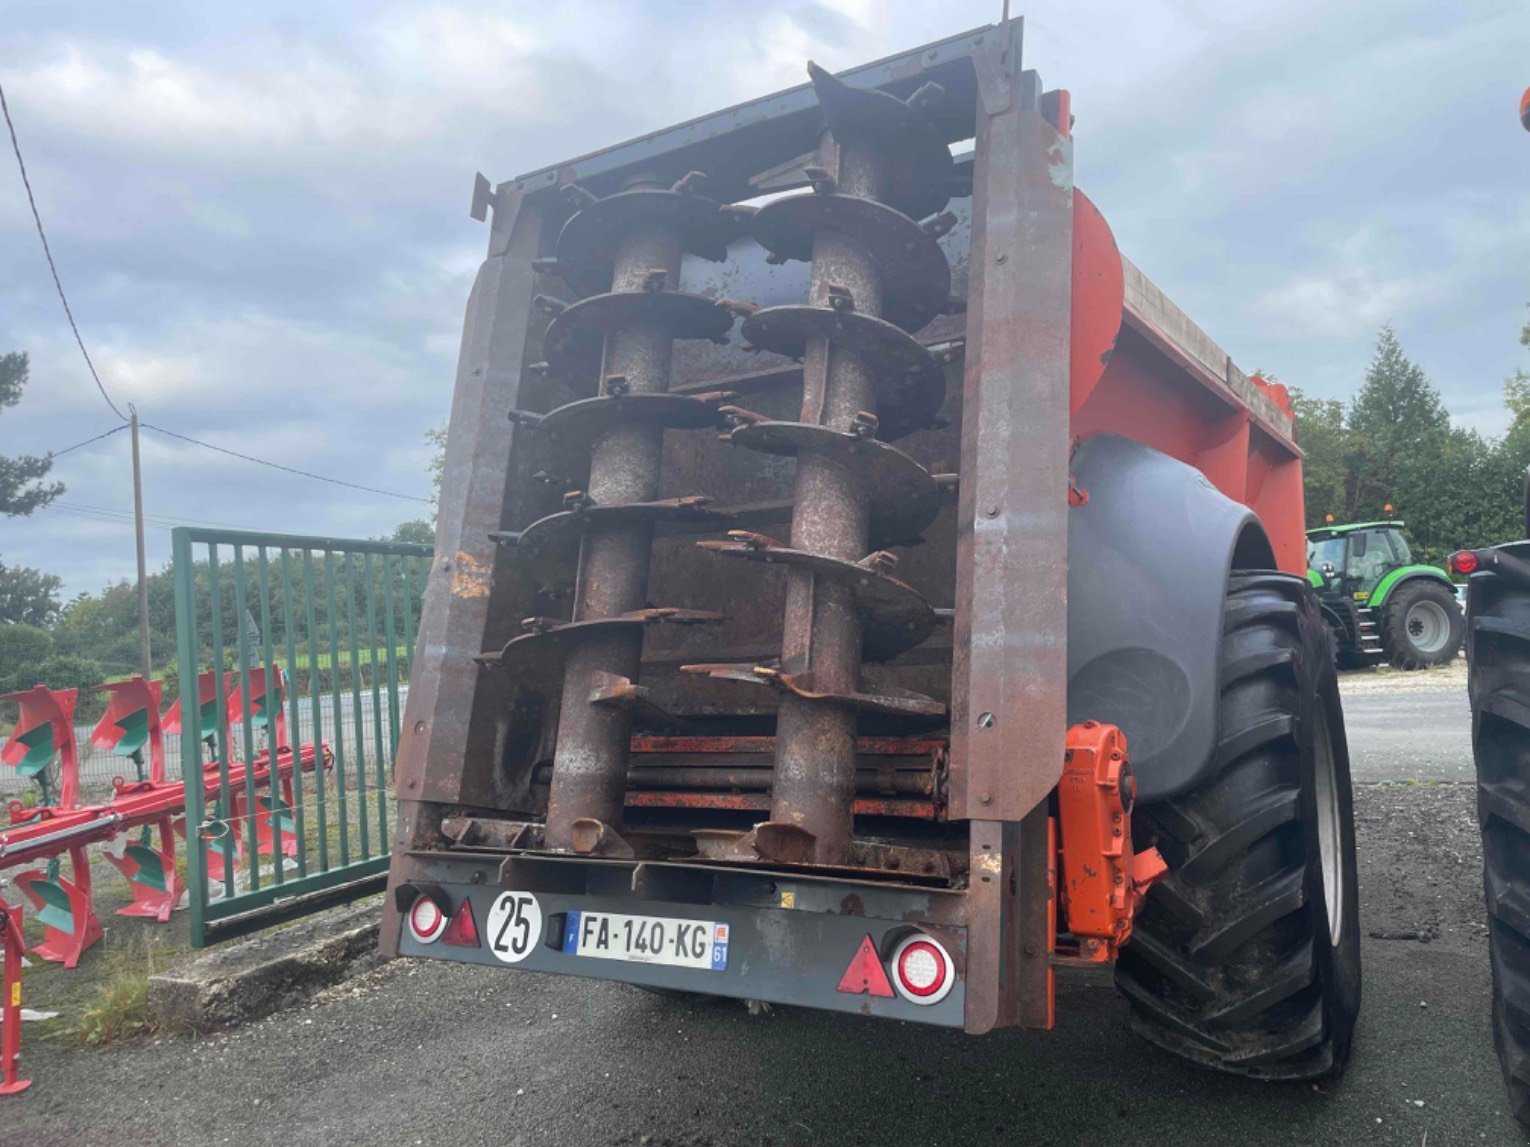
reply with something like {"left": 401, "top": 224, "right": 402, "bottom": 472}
{"left": 397, "top": 869, "right": 967, "bottom": 1028}
{"left": 951, "top": 46, "right": 1068, "bottom": 1033}
{"left": 950, "top": 80, "right": 1071, "bottom": 825}
{"left": 383, "top": 189, "right": 548, "bottom": 954}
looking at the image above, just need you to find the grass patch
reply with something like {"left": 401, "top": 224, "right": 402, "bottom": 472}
{"left": 68, "top": 933, "right": 170, "bottom": 1046}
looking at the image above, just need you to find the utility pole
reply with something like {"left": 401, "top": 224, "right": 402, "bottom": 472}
{"left": 129, "top": 405, "right": 152, "bottom": 679}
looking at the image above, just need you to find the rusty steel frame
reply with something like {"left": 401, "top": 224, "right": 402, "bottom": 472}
{"left": 385, "top": 19, "right": 1221, "bottom": 1034}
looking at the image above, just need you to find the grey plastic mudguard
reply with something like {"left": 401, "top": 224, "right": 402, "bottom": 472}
{"left": 1067, "top": 433, "right": 1275, "bottom": 803}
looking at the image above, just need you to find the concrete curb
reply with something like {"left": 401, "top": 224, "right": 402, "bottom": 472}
{"left": 148, "top": 900, "right": 384, "bottom": 1032}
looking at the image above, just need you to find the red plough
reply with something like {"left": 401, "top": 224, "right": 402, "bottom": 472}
{"left": 1, "top": 675, "right": 330, "bottom": 963}
{"left": 92, "top": 678, "right": 182, "bottom": 922}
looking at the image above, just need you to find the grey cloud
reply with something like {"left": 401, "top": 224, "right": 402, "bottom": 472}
{"left": 1, "top": 0, "right": 1526, "bottom": 597}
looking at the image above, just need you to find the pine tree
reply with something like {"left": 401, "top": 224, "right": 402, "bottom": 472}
{"left": 1346, "top": 326, "right": 1450, "bottom": 519}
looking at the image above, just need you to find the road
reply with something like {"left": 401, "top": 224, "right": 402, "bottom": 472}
{"left": 1339, "top": 663, "right": 1474, "bottom": 783}
{"left": 6, "top": 668, "right": 1513, "bottom": 1146}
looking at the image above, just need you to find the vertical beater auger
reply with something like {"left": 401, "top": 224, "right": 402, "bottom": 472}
{"left": 689, "top": 65, "right": 954, "bottom": 865}
{"left": 509, "top": 174, "right": 738, "bottom": 854}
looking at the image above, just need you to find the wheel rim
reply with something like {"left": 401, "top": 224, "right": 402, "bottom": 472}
{"left": 1313, "top": 707, "right": 1344, "bottom": 945}
{"left": 1404, "top": 600, "right": 1450, "bottom": 654}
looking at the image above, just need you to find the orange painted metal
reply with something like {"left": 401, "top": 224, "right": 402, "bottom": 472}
{"left": 1067, "top": 196, "right": 1306, "bottom": 574}
{"left": 1069, "top": 189, "right": 1125, "bottom": 415}
{"left": 1055, "top": 721, "right": 1166, "bottom": 964}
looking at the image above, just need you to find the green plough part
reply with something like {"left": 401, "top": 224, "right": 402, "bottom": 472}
{"left": 123, "top": 844, "right": 169, "bottom": 892}
{"left": 108, "top": 708, "right": 151, "bottom": 758}
{"left": 28, "top": 878, "right": 76, "bottom": 935}
{"left": 13, "top": 724, "right": 54, "bottom": 778}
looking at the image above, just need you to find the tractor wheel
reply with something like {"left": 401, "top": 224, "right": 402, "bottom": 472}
{"left": 1382, "top": 579, "right": 1463, "bottom": 669}
{"left": 1467, "top": 556, "right": 1530, "bottom": 1125}
{"left": 1115, "top": 572, "right": 1362, "bottom": 1080}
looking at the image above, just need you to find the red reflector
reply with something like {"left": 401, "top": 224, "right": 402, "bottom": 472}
{"left": 836, "top": 935, "right": 894, "bottom": 998}
{"left": 441, "top": 899, "right": 480, "bottom": 948}
{"left": 1452, "top": 551, "right": 1479, "bottom": 575}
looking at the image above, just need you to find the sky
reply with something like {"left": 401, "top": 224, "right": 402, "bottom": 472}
{"left": 1, "top": 0, "right": 1527, "bottom": 599}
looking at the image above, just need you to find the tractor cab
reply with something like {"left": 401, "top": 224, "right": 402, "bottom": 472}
{"left": 1306, "top": 519, "right": 1463, "bottom": 668}
{"left": 1307, "top": 520, "right": 1413, "bottom": 603}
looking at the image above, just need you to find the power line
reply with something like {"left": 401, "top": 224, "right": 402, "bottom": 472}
{"left": 49, "top": 423, "right": 130, "bottom": 457}
{"left": 55, "top": 500, "right": 235, "bottom": 529}
{"left": 3, "top": 82, "right": 429, "bottom": 509}
{"left": 140, "top": 422, "right": 431, "bottom": 504}
{"left": 45, "top": 500, "right": 251, "bottom": 532}
{"left": 0, "top": 81, "right": 128, "bottom": 422}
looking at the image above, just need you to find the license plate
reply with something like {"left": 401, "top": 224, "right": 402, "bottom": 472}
{"left": 562, "top": 910, "right": 729, "bottom": 971}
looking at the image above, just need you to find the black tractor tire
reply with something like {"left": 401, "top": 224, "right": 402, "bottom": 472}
{"left": 1382, "top": 578, "right": 1464, "bottom": 669}
{"left": 1466, "top": 552, "right": 1530, "bottom": 1125}
{"left": 1115, "top": 572, "right": 1362, "bottom": 1080}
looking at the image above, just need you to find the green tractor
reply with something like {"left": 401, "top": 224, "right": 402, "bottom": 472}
{"left": 1306, "top": 519, "right": 1464, "bottom": 668}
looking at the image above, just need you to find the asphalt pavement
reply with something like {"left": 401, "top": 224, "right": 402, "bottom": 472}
{"left": 4, "top": 666, "right": 1516, "bottom": 1146}
{"left": 1339, "top": 663, "right": 1474, "bottom": 783}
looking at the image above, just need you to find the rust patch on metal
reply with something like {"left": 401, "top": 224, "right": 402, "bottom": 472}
{"left": 449, "top": 551, "right": 492, "bottom": 599}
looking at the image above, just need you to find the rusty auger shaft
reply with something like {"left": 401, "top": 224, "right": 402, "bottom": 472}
{"left": 544, "top": 196, "right": 684, "bottom": 852}
{"left": 679, "top": 63, "right": 953, "bottom": 868}
{"left": 771, "top": 141, "right": 890, "bottom": 865}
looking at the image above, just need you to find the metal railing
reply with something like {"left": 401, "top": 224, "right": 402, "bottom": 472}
{"left": 171, "top": 528, "right": 430, "bottom": 945}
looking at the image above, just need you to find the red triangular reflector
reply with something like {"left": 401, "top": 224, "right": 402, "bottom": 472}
{"left": 836, "top": 935, "right": 894, "bottom": 997}
{"left": 441, "top": 899, "right": 480, "bottom": 947}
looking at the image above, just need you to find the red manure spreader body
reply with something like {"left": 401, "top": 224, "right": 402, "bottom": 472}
{"left": 384, "top": 19, "right": 1360, "bottom": 1080}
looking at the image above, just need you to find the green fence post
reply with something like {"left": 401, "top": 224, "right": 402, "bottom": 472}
{"left": 382, "top": 559, "right": 401, "bottom": 758}
{"left": 323, "top": 550, "right": 350, "bottom": 867}
{"left": 208, "top": 546, "right": 235, "bottom": 902}
{"left": 303, "top": 551, "right": 329, "bottom": 872}
{"left": 279, "top": 548, "right": 308, "bottom": 880}
{"left": 172, "top": 528, "right": 207, "bottom": 948}
{"left": 232, "top": 546, "right": 260, "bottom": 892}
{"left": 365, "top": 553, "right": 388, "bottom": 848}
{"left": 255, "top": 548, "right": 284, "bottom": 887}
{"left": 344, "top": 554, "right": 371, "bottom": 860}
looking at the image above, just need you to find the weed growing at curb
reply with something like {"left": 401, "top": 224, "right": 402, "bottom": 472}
{"left": 70, "top": 932, "right": 172, "bottom": 1046}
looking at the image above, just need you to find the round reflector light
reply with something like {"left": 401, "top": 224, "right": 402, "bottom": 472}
{"left": 891, "top": 933, "right": 954, "bottom": 1004}
{"left": 1452, "top": 550, "right": 1479, "bottom": 575}
{"left": 409, "top": 895, "right": 448, "bottom": 943}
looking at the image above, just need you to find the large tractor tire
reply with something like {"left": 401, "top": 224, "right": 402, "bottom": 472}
{"left": 1467, "top": 551, "right": 1530, "bottom": 1125}
{"left": 1115, "top": 572, "right": 1362, "bottom": 1080}
{"left": 1382, "top": 578, "right": 1464, "bottom": 669}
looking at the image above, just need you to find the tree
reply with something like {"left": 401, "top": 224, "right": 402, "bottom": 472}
{"left": 0, "top": 623, "right": 53, "bottom": 691}
{"left": 1346, "top": 326, "right": 1451, "bottom": 521}
{"left": 1289, "top": 388, "right": 1346, "bottom": 526}
{"left": 392, "top": 423, "right": 447, "bottom": 542}
{"left": 1507, "top": 306, "right": 1530, "bottom": 444}
{"left": 0, "top": 352, "right": 64, "bottom": 517}
{"left": 425, "top": 424, "right": 446, "bottom": 508}
{"left": 391, "top": 520, "right": 434, "bottom": 545}
{"left": 0, "top": 560, "right": 63, "bottom": 627}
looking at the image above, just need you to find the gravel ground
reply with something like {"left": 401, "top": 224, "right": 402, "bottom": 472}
{"left": 1, "top": 671, "right": 1513, "bottom": 1146}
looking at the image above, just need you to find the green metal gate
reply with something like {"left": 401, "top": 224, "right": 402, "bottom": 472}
{"left": 171, "top": 528, "right": 430, "bottom": 945}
